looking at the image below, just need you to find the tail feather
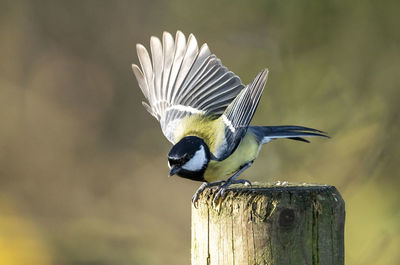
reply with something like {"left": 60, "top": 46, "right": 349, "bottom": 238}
{"left": 287, "top": 137, "right": 310, "bottom": 143}
{"left": 263, "top": 125, "right": 327, "bottom": 134}
{"left": 248, "top": 125, "right": 329, "bottom": 144}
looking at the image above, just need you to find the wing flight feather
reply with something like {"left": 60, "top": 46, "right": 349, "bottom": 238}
{"left": 213, "top": 69, "right": 269, "bottom": 160}
{"left": 132, "top": 31, "right": 245, "bottom": 143}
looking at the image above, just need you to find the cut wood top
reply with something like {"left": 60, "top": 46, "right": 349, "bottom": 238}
{"left": 195, "top": 182, "right": 344, "bottom": 206}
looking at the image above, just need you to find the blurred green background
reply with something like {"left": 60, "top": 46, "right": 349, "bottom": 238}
{"left": 1, "top": 0, "right": 399, "bottom": 264}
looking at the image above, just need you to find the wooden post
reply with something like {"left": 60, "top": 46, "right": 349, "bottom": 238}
{"left": 191, "top": 183, "right": 345, "bottom": 265}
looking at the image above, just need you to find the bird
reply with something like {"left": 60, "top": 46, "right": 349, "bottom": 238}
{"left": 132, "top": 31, "right": 328, "bottom": 203}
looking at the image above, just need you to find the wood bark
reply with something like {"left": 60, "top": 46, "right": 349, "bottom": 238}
{"left": 191, "top": 183, "right": 345, "bottom": 265}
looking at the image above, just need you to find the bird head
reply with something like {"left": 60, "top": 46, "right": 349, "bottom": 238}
{"left": 168, "top": 136, "right": 210, "bottom": 181}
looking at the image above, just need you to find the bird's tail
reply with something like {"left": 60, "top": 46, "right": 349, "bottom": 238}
{"left": 248, "top": 125, "right": 329, "bottom": 144}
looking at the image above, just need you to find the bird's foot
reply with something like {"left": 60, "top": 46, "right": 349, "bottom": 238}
{"left": 213, "top": 178, "right": 252, "bottom": 203}
{"left": 192, "top": 181, "right": 225, "bottom": 207}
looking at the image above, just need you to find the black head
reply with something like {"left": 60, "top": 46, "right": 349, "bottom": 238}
{"left": 168, "top": 136, "right": 211, "bottom": 182}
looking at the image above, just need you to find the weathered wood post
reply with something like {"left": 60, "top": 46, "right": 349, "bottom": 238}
{"left": 192, "top": 183, "right": 345, "bottom": 265}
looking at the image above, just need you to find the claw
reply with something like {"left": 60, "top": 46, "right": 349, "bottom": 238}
{"left": 192, "top": 176, "right": 253, "bottom": 206}
{"left": 213, "top": 186, "right": 226, "bottom": 203}
{"left": 192, "top": 182, "right": 208, "bottom": 208}
{"left": 192, "top": 181, "right": 226, "bottom": 207}
{"left": 212, "top": 178, "right": 252, "bottom": 203}
{"left": 192, "top": 193, "right": 201, "bottom": 208}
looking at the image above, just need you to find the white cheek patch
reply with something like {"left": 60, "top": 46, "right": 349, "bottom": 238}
{"left": 182, "top": 145, "right": 207, "bottom": 171}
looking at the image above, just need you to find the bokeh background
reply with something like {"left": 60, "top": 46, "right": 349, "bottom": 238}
{"left": 1, "top": 0, "right": 399, "bottom": 264}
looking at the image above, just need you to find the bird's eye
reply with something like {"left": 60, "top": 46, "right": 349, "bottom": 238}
{"left": 168, "top": 158, "right": 175, "bottom": 165}
{"left": 168, "top": 157, "right": 181, "bottom": 166}
{"left": 168, "top": 155, "right": 188, "bottom": 166}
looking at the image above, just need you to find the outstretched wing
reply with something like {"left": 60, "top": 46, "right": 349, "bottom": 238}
{"left": 132, "top": 31, "right": 244, "bottom": 143}
{"left": 213, "top": 69, "right": 269, "bottom": 160}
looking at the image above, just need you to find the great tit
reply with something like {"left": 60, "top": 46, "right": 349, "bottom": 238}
{"left": 132, "top": 31, "right": 328, "bottom": 202}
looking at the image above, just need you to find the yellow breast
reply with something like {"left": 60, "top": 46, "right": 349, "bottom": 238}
{"left": 204, "top": 132, "right": 260, "bottom": 182}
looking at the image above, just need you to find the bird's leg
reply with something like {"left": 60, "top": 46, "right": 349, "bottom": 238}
{"left": 213, "top": 162, "right": 253, "bottom": 202}
{"left": 192, "top": 181, "right": 226, "bottom": 207}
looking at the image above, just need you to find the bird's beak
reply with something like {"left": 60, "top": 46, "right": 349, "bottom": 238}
{"left": 169, "top": 165, "right": 181, "bottom": 177}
